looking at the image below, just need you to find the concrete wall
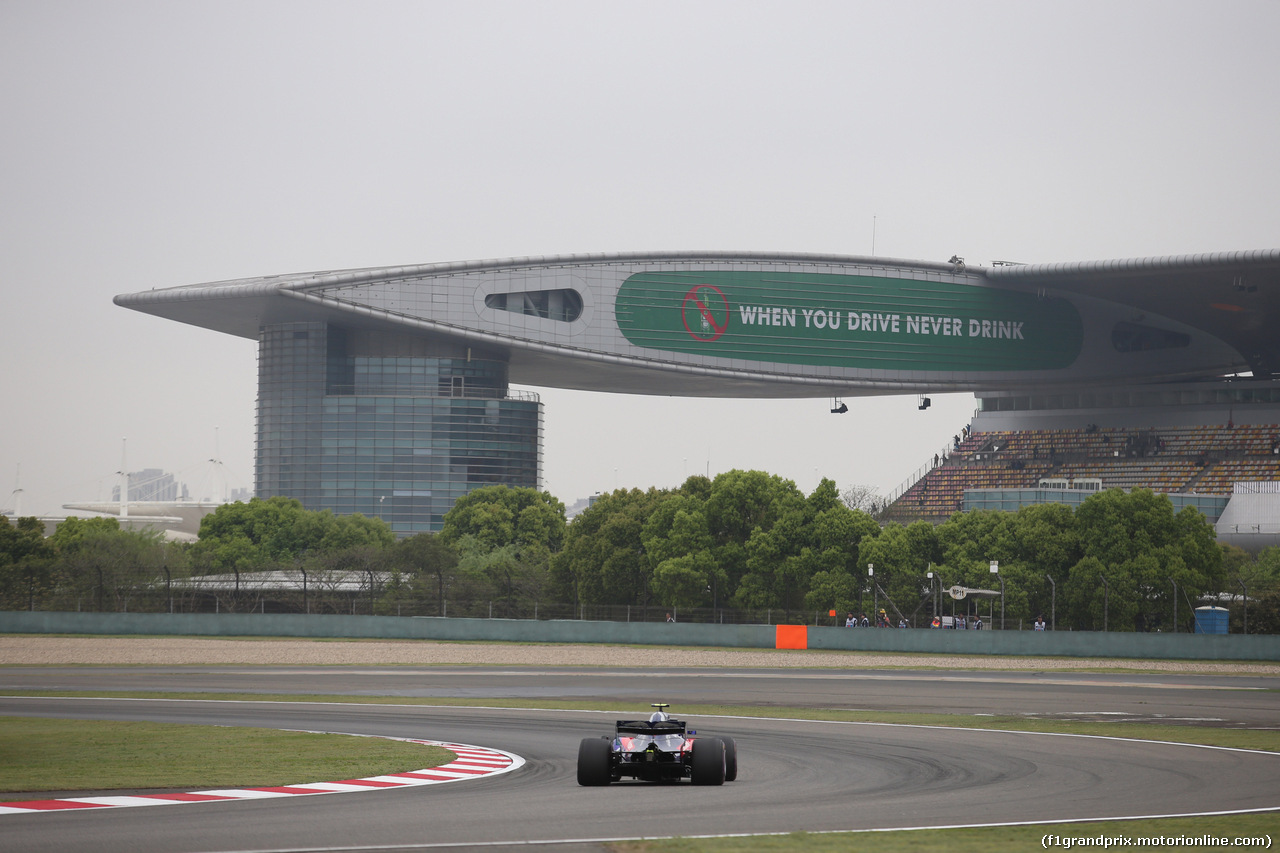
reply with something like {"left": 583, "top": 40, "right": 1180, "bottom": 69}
{"left": 2, "top": 611, "right": 1277, "bottom": 661}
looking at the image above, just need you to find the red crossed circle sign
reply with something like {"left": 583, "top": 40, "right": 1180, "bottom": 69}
{"left": 681, "top": 284, "right": 729, "bottom": 342}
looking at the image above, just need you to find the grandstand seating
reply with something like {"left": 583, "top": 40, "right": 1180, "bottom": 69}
{"left": 881, "top": 424, "right": 1280, "bottom": 522}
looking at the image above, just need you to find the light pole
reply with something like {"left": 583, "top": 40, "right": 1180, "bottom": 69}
{"left": 926, "top": 570, "right": 935, "bottom": 622}
{"left": 868, "top": 564, "right": 875, "bottom": 625}
{"left": 1169, "top": 578, "right": 1177, "bottom": 633}
{"left": 990, "top": 560, "right": 1003, "bottom": 630}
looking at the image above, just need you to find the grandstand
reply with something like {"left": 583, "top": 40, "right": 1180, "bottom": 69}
{"left": 891, "top": 423, "right": 1280, "bottom": 518}
{"left": 881, "top": 416, "right": 1280, "bottom": 549}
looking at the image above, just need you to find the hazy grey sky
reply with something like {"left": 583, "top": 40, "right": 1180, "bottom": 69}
{"left": 3, "top": 0, "right": 1278, "bottom": 517}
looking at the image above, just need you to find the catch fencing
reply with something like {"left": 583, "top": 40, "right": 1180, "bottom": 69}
{"left": 2, "top": 610, "right": 1278, "bottom": 661}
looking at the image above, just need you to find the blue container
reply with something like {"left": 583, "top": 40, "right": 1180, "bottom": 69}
{"left": 1193, "top": 606, "right": 1229, "bottom": 634}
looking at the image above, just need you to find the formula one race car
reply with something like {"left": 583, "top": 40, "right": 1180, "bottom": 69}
{"left": 577, "top": 704, "right": 738, "bottom": 786}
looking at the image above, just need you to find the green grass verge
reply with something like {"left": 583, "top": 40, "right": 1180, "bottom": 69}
{"left": 0, "top": 717, "right": 453, "bottom": 796}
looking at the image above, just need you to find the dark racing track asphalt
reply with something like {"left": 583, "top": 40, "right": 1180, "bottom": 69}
{"left": 4, "top": 664, "right": 1279, "bottom": 726}
{"left": 1, "top": 667, "right": 1279, "bottom": 853}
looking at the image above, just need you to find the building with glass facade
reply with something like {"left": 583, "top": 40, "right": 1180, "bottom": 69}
{"left": 256, "top": 322, "right": 540, "bottom": 535}
{"left": 115, "top": 249, "right": 1280, "bottom": 534}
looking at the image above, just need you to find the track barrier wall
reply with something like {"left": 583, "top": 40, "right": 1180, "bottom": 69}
{"left": 2, "top": 611, "right": 1278, "bottom": 660}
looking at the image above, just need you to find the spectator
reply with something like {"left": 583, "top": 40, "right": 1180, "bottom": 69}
{"left": 931, "top": 615, "right": 941, "bottom": 629}
{"left": 665, "top": 612, "right": 675, "bottom": 623}
{"left": 1034, "top": 615, "right": 1046, "bottom": 631}
{"left": 845, "top": 612, "right": 856, "bottom": 628}
{"left": 859, "top": 613, "right": 869, "bottom": 627}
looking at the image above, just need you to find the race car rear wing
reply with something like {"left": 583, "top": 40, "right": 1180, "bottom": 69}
{"left": 615, "top": 720, "right": 687, "bottom": 736}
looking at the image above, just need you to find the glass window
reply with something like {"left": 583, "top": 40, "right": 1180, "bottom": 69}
{"left": 485, "top": 289, "right": 583, "bottom": 322}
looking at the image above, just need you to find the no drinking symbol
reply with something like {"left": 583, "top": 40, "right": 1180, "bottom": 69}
{"left": 681, "top": 284, "right": 729, "bottom": 342}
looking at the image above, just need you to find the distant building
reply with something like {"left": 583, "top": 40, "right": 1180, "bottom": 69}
{"left": 112, "top": 468, "right": 179, "bottom": 503}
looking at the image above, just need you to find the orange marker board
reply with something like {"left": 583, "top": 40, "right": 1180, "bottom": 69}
{"left": 775, "top": 624, "right": 808, "bottom": 650}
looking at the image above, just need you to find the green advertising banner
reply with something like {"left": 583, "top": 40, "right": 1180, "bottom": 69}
{"left": 615, "top": 270, "right": 1083, "bottom": 372}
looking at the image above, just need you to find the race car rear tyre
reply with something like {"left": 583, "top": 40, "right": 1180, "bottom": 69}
{"left": 690, "top": 737, "right": 726, "bottom": 786}
{"left": 721, "top": 735, "right": 738, "bottom": 782}
{"left": 577, "top": 737, "right": 613, "bottom": 786}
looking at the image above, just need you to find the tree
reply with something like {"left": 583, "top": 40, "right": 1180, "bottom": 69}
{"left": 840, "top": 483, "right": 883, "bottom": 515}
{"left": 1068, "top": 489, "right": 1220, "bottom": 631}
{"left": 643, "top": 495, "right": 719, "bottom": 611}
{"left": 1232, "top": 545, "right": 1280, "bottom": 632}
{"left": 856, "top": 524, "right": 917, "bottom": 623}
{"left": 554, "top": 487, "right": 671, "bottom": 607}
{"left": 1248, "top": 546, "right": 1280, "bottom": 591}
{"left": 0, "top": 516, "right": 50, "bottom": 564}
{"left": 1245, "top": 587, "right": 1280, "bottom": 634}
{"left": 192, "top": 497, "right": 394, "bottom": 573}
{"left": 440, "top": 486, "right": 566, "bottom": 616}
{"left": 651, "top": 551, "right": 718, "bottom": 610}
{"left": 802, "top": 495, "right": 883, "bottom": 620}
{"left": 449, "top": 538, "right": 542, "bottom": 618}
{"left": 50, "top": 517, "right": 168, "bottom": 612}
{"left": 306, "top": 544, "right": 391, "bottom": 614}
{"left": 440, "top": 486, "right": 566, "bottom": 555}
{"left": 704, "top": 470, "right": 805, "bottom": 593}
{"left": 394, "top": 532, "right": 458, "bottom": 616}
{"left": 1063, "top": 555, "right": 1112, "bottom": 631}
{"left": 1007, "top": 502, "right": 1080, "bottom": 625}
{"left": 319, "top": 513, "right": 397, "bottom": 552}
{"left": 49, "top": 516, "right": 122, "bottom": 551}
{"left": 0, "top": 517, "right": 54, "bottom": 610}
{"left": 937, "top": 510, "right": 1012, "bottom": 579}
{"left": 804, "top": 565, "right": 862, "bottom": 621}
{"left": 734, "top": 479, "right": 873, "bottom": 616}
{"left": 192, "top": 497, "right": 305, "bottom": 569}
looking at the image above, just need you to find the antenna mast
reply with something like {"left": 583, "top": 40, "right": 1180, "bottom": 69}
{"left": 118, "top": 437, "right": 129, "bottom": 519}
{"left": 209, "top": 426, "right": 227, "bottom": 503}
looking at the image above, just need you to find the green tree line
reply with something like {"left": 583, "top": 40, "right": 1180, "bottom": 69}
{"left": 553, "top": 473, "right": 1277, "bottom": 632}
{"left": 3, "top": 478, "right": 1280, "bottom": 631}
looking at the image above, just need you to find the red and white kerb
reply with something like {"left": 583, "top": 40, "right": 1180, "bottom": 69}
{"left": 0, "top": 737, "right": 522, "bottom": 815}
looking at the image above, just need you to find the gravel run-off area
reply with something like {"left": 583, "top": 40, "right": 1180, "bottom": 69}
{"left": 2, "top": 637, "right": 1277, "bottom": 674}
